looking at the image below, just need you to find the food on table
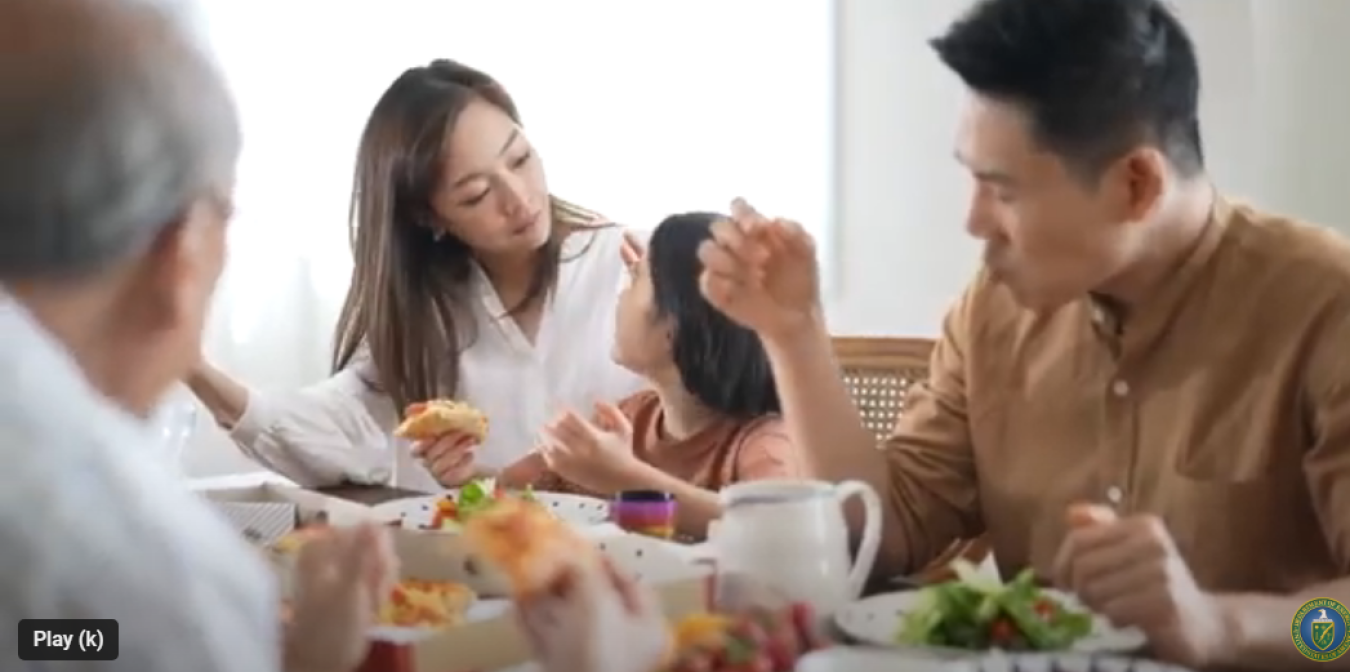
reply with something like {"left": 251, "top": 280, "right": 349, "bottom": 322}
{"left": 664, "top": 604, "right": 827, "bottom": 672}
{"left": 1067, "top": 502, "right": 1119, "bottom": 528}
{"left": 268, "top": 525, "right": 478, "bottom": 630}
{"left": 280, "top": 578, "right": 476, "bottom": 630}
{"left": 462, "top": 496, "right": 599, "bottom": 596}
{"left": 897, "top": 560, "right": 1094, "bottom": 651}
{"left": 270, "top": 525, "right": 328, "bottom": 554}
{"left": 394, "top": 398, "right": 488, "bottom": 442}
{"left": 377, "top": 578, "right": 476, "bottom": 628}
{"left": 423, "top": 478, "right": 536, "bottom": 530}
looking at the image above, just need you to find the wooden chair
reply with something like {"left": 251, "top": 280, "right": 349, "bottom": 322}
{"left": 832, "top": 336, "right": 990, "bottom": 584}
{"left": 833, "top": 337, "right": 935, "bottom": 438}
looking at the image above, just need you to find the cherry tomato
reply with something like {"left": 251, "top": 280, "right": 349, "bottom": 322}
{"left": 762, "top": 635, "right": 798, "bottom": 671}
{"left": 1033, "top": 598, "right": 1055, "bottom": 618}
{"left": 671, "top": 651, "right": 713, "bottom": 672}
{"left": 724, "top": 656, "right": 774, "bottom": 672}
{"left": 729, "top": 619, "right": 769, "bottom": 648}
{"left": 990, "top": 618, "right": 1016, "bottom": 645}
{"left": 788, "top": 602, "right": 827, "bottom": 650}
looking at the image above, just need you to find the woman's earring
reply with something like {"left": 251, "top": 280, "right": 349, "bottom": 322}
{"left": 432, "top": 228, "right": 445, "bottom": 241}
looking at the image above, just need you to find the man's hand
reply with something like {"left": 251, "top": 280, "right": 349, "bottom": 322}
{"left": 411, "top": 431, "right": 478, "bottom": 487}
{"left": 1053, "top": 504, "right": 1230, "bottom": 669}
{"left": 286, "top": 524, "right": 397, "bottom": 672}
{"left": 518, "top": 558, "right": 671, "bottom": 672}
{"left": 696, "top": 198, "right": 822, "bottom": 343}
{"left": 538, "top": 403, "right": 641, "bottom": 493}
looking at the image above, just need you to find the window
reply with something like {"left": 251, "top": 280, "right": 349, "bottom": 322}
{"left": 200, "top": 1, "right": 834, "bottom": 373}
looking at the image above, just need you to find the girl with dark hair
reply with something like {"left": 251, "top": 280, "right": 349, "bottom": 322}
{"left": 505, "top": 211, "right": 803, "bottom": 539}
{"left": 185, "top": 59, "right": 645, "bottom": 491}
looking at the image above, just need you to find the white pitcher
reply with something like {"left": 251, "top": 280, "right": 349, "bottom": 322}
{"left": 709, "top": 479, "right": 882, "bottom": 616}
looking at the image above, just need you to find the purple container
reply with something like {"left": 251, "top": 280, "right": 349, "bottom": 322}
{"left": 611, "top": 490, "right": 677, "bottom": 539}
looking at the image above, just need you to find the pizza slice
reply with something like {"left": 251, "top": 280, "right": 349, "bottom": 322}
{"left": 270, "top": 525, "right": 329, "bottom": 554}
{"left": 394, "top": 399, "right": 489, "bottom": 442}
{"left": 461, "top": 496, "right": 599, "bottom": 596}
{"left": 378, "top": 579, "right": 478, "bottom": 628}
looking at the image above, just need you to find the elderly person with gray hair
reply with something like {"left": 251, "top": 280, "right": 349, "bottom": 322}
{"left": 0, "top": 0, "right": 396, "bottom": 671}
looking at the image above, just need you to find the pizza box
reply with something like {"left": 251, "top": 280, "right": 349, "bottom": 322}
{"left": 200, "top": 483, "right": 390, "bottom": 544}
{"left": 265, "top": 526, "right": 712, "bottom": 672}
{"left": 355, "top": 568, "right": 829, "bottom": 672}
{"left": 383, "top": 515, "right": 672, "bottom": 598}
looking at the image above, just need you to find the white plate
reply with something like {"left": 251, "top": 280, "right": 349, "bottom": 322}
{"left": 972, "top": 652, "right": 1194, "bottom": 671}
{"left": 796, "top": 648, "right": 974, "bottom": 672}
{"left": 372, "top": 491, "right": 611, "bottom": 530}
{"left": 833, "top": 589, "right": 1146, "bottom": 659}
{"left": 592, "top": 532, "right": 710, "bottom": 584}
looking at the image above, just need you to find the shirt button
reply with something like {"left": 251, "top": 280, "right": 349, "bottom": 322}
{"left": 1111, "top": 379, "right": 1130, "bottom": 397}
{"left": 1106, "top": 486, "right": 1123, "bottom": 505}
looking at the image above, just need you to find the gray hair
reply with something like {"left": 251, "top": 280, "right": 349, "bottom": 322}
{"left": 0, "top": 0, "right": 240, "bottom": 280}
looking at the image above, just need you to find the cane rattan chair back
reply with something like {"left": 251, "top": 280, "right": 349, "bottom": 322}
{"left": 831, "top": 336, "right": 991, "bottom": 583}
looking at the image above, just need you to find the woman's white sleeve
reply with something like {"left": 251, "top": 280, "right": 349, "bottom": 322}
{"left": 225, "top": 354, "right": 399, "bottom": 487}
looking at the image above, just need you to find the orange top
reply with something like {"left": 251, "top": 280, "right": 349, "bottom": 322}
{"left": 881, "top": 196, "right": 1350, "bottom": 594}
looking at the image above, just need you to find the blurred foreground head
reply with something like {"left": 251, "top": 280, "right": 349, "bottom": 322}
{"left": 0, "top": 0, "right": 239, "bottom": 415}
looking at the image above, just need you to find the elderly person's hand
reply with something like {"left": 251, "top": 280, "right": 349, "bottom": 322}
{"left": 285, "top": 524, "right": 398, "bottom": 672}
{"left": 517, "top": 558, "right": 671, "bottom": 672}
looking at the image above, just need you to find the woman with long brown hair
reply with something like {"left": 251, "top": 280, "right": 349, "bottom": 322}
{"left": 186, "top": 59, "right": 644, "bottom": 492}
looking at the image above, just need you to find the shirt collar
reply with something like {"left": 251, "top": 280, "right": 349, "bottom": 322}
{"left": 1087, "top": 192, "right": 1233, "bottom": 358}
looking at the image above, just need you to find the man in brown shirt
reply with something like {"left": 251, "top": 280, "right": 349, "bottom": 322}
{"left": 697, "top": 0, "right": 1349, "bottom": 670}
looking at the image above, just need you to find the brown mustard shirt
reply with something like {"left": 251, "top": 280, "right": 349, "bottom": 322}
{"left": 885, "top": 197, "right": 1350, "bottom": 594}
{"left": 535, "top": 390, "right": 802, "bottom": 500}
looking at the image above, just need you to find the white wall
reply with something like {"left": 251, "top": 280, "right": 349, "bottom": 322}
{"left": 183, "top": 0, "right": 1350, "bottom": 476}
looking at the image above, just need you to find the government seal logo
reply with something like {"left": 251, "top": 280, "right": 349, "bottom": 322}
{"left": 1293, "top": 598, "right": 1350, "bottom": 662}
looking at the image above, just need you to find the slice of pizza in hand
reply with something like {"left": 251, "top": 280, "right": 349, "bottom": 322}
{"left": 462, "top": 497, "right": 600, "bottom": 596}
{"left": 394, "top": 398, "right": 489, "bottom": 442}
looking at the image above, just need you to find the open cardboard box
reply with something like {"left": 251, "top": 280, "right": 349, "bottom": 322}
{"left": 266, "top": 526, "right": 715, "bottom": 672}
{"left": 358, "top": 567, "right": 812, "bottom": 672}
{"left": 201, "top": 483, "right": 391, "bottom": 543}
{"left": 360, "top": 573, "right": 715, "bottom": 672}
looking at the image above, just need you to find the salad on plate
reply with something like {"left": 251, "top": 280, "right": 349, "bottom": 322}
{"left": 424, "top": 478, "right": 536, "bottom": 530}
{"left": 897, "top": 560, "right": 1094, "bottom": 652}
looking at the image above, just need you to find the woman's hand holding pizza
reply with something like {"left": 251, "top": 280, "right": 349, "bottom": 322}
{"left": 538, "top": 402, "right": 641, "bottom": 492}
{"left": 411, "top": 432, "right": 479, "bottom": 487}
{"left": 286, "top": 524, "right": 398, "bottom": 672}
{"left": 398, "top": 400, "right": 487, "bottom": 487}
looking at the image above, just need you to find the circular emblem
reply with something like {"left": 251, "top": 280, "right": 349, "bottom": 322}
{"left": 1293, "top": 597, "right": 1350, "bottom": 662}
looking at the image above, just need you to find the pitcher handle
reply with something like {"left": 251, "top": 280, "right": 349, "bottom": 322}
{"left": 834, "top": 480, "right": 882, "bottom": 599}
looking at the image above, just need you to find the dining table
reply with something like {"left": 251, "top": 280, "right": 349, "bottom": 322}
{"left": 309, "top": 482, "right": 925, "bottom": 597}
{"left": 194, "top": 476, "right": 1181, "bottom": 670}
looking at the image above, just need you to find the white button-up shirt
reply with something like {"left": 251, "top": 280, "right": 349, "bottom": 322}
{"left": 0, "top": 294, "right": 277, "bottom": 672}
{"left": 228, "top": 226, "right": 646, "bottom": 492}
